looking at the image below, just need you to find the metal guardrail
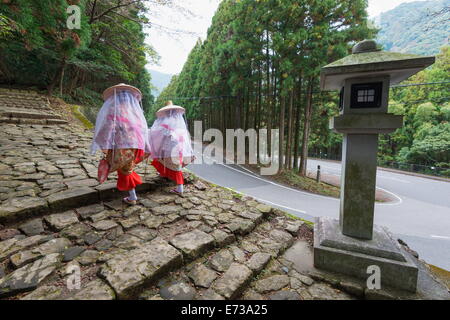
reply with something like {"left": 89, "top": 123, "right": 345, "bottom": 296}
{"left": 309, "top": 153, "right": 341, "bottom": 161}
{"left": 377, "top": 160, "right": 450, "bottom": 178}
{"left": 309, "top": 153, "right": 450, "bottom": 178}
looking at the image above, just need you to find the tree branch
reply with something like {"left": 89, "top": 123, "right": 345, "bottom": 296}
{"left": 109, "top": 10, "right": 200, "bottom": 37}
{"left": 89, "top": 0, "right": 98, "bottom": 23}
{"left": 90, "top": 0, "right": 141, "bottom": 24}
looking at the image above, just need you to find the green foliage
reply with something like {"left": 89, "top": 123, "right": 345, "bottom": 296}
{"left": 403, "top": 123, "right": 450, "bottom": 165}
{"left": 414, "top": 102, "right": 438, "bottom": 125}
{"left": 388, "top": 101, "right": 406, "bottom": 115}
{"left": 0, "top": 0, "right": 156, "bottom": 113}
{"left": 158, "top": 0, "right": 448, "bottom": 175}
{"left": 158, "top": 0, "right": 374, "bottom": 174}
{"left": 441, "top": 103, "right": 450, "bottom": 121}
{"left": 379, "top": 46, "right": 450, "bottom": 170}
{"left": 0, "top": 13, "right": 18, "bottom": 39}
{"left": 72, "top": 105, "right": 94, "bottom": 129}
{"left": 279, "top": 170, "right": 340, "bottom": 199}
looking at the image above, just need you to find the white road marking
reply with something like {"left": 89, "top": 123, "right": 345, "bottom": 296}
{"left": 197, "top": 147, "right": 403, "bottom": 205}
{"left": 377, "top": 175, "right": 411, "bottom": 184}
{"left": 309, "top": 160, "right": 411, "bottom": 183}
{"left": 232, "top": 162, "right": 403, "bottom": 206}
{"left": 187, "top": 168, "right": 309, "bottom": 215}
{"left": 375, "top": 187, "right": 403, "bottom": 206}
{"left": 430, "top": 235, "right": 450, "bottom": 240}
{"left": 220, "top": 162, "right": 339, "bottom": 201}
{"left": 251, "top": 198, "right": 308, "bottom": 215}
{"left": 325, "top": 172, "right": 340, "bottom": 177}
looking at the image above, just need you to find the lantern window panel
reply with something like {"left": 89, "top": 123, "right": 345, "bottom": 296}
{"left": 350, "top": 82, "right": 383, "bottom": 108}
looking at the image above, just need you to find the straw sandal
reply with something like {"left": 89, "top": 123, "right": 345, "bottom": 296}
{"left": 122, "top": 197, "right": 137, "bottom": 205}
{"left": 169, "top": 188, "right": 183, "bottom": 196}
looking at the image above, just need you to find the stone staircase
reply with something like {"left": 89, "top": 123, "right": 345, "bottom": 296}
{"left": 2, "top": 178, "right": 448, "bottom": 300}
{"left": 1, "top": 182, "right": 354, "bottom": 301}
{"left": 0, "top": 88, "right": 67, "bottom": 125}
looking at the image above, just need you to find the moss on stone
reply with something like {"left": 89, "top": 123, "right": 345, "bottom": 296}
{"left": 72, "top": 105, "right": 94, "bottom": 129}
{"left": 325, "top": 51, "right": 427, "bottom": 67}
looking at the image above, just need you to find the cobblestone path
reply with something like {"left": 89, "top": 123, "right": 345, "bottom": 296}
{"left": 1, "top": 183, "right": 357, "bottom": 300}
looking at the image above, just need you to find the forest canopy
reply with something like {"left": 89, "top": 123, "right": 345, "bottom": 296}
{"left": 156, "top": 0, "right": 376, "bottom": 175}
{"left": 1, "top": 0, "right": 448, "bottom": 176}
{"left": 383, "top": 46, "right": 450, "bottom": 174}
{"left": 156, "top": 0, "right": 449, "bottom": 176}
{"left": 0, "top": 0, "right": 160, "bottom": 117}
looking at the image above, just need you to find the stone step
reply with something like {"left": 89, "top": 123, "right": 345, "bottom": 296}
{"left": 0, "top": 91, "right": 46, "bottom": 98}
{"left": 0, "top": 176, "right": 168, "bottom": 224}
{"left": 137, "top": 216, "right": 307, "bottom": 300}
{"left": 1, "top": 181, "right": 444, "bottom": 300}
{"left": 0, "top": 109, "right": 62, "bottom": 120}
{"left": 0, "top": 184, "right": 287, "bottom": 300}
{"left": 240, "top": 238, "right": 357, "bottom": 300}
{"left": 0, "top": 94, "right": 49, "bottom": 105}
{"left": 96, "top": 199, "right": 274, "bottom": 299}
{"left": 0, "top": 101, "right": 50, "bottom": 108}
{"left": 0, "top": 108, "right": 62, "bottom": 119}
{"left": 134, "top": 216, "right": 365, "bottom": 301}
{"left": 0, "top": 88, "right": 43, "bottom": 95}
{"left": 46, "top": 119, "right": 69, "bottom": 125}
{"left": 0, "top": 117, "right": 68, "bottom": 125}
{"left": 0, "top": 94, "right": 45, "bottom": 99}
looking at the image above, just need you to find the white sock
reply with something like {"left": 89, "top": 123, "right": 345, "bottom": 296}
{"left": 176, "top": 184, "right": 184, "bottom": 193}
{"left": 128, "top": 189, "right": 137, "bottom": 201}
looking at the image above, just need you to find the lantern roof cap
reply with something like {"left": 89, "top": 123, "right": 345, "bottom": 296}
{"left": 321, "top": 40, "right": 435, "bottom": 90}
{"left": 352, "top": 39, "right": 380, "bottom": 54}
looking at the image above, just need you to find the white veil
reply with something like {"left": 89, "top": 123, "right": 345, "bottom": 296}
{"left": 91, "top": 90, "right": 151, "bottom": 155}
{"left": 149, "top": 109, "right": 194, "bottom": 166}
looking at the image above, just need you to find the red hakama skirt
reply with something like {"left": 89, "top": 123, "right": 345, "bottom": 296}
{"left": 152, "top": 160, "right": 184, "bottom": 185}
{"left": 116, "top": 149, "right": 145, "bottom": 191}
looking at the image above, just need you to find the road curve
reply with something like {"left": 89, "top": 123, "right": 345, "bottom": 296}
{"left": 187, "top": 153, "right": 450, "bottom": 271}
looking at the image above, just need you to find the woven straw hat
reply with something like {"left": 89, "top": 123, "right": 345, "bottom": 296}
{"left": 156, "top": 101, "right": 185, "bottom": 118}
{"left": 103, "top": 83, "right": 142, "bottom": 101}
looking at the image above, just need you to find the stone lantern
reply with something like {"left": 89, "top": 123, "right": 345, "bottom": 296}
{"left": 314, "top": 40, "right": 435, "bottom": 292}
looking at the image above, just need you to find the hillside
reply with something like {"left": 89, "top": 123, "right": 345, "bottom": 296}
{"left": 148, "top": 69, "right": 173, "bottom": 97}
{"left": 375, "top": 0, "right": 450, "bottom": 55}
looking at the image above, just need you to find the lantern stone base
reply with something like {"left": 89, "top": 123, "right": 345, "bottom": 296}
{"left": 313, "top": 217, "right": 418, "bottom": 293}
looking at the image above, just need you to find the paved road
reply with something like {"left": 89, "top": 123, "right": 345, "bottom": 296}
{"left": 188, "top": 151, "right": 450, "bottom": 271}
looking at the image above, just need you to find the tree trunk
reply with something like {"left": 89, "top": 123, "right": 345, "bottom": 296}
{"left": 68, "top": 67, "right": 79, "bottom": 93}
{"left": 236, "top": 93, "right": 242, "bottom": 129}
{"left": 59, "top": 65, "right": 66, "bottom": 96}
{"left": 265, "top": 30, "right": 272, "bottom": 158}
{"left": 293, "top": 77, "right": 303, "bottom": 170}
{"left": 48, "top": 58, "right": 66, "bottom": 96}
{"left": 279, "top": 84, "right": 286, "bottom": 171}
{"left": 0, "top": 49, "right": 13, "bottom": 82}
{"left": 286, "top": 89, "right": 294, "bottom": 169}
{"left": 268, "top": 69, "right": 277, "bottom": 158}
{"left": 299, "top": 79, "right": 313, "bottom": 176}
{"left": 256, "top": 65, "right": 262, "bottom": 163}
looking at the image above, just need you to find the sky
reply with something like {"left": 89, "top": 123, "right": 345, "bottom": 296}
{"left": 145, "top": 0, "right": 422, "bottom": 75}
